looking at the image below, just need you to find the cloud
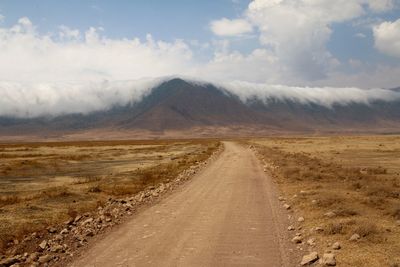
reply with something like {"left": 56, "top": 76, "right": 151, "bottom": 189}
{"left": 210, "top": 18, "right": 253, "bottom": 36}
{"left": 355, "top": 32, "right": 367, "bottom": 38}
{"left": 2, "top": 76, "right": 400, "bottom": 118}
{"left": 367, "top": 0, "right": 396, "bottom": 12}
{"left": 373, "top": 18, "right": 400, "bottom": 58}
{"left": 0, "top": 18, "right": 194, "bottom": 82}
{"left": 0, "top": 78, "right": 166, "bottom": 118}
{"left": 219, "top": 80, "right": 400, "bottom": 107}
{"left": 245, "top": 0, "right": 366, "bottom": 80}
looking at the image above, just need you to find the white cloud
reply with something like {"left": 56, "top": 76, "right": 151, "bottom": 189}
{"left": 245, "top": 0, "right": 366, "bottom": 80}
{"left": 219, "top": 80, "right": 400, "bottom": 107}
{"left": 0, "top": 18, "right": 194, "bottom": 82}
{"left": 0, "top": 78, "right": 166, "bottom": 118}
{"left": 367, "top": 0, "right": 396, "bottom": 12}
{"left": 210, "top": 18, "right": 253, "bottom": 36}
{"left": 2, "top": 76, "right": 400, "bottom": 118}
{"left": 373, "top": 18, "right": 400, "bottom": 58}
{"left": 355, "top": 32, "right": 367, "bottom": 38}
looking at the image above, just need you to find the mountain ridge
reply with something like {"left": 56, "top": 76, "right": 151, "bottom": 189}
{"left": 1, "top": 78, "right": 400, "bottom": 139}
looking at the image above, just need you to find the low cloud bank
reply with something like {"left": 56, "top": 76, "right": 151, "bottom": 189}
{"left": 0, "top": 78, "right": 165, "bottom": 118}
{"left": 219, "top": 81, "right": 400, "bottom": 107}
{"left": 1, "top": 78, "right": 400, "bottom": 118}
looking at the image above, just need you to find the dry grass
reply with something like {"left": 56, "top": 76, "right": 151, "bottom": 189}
{"left": 0, "top": 139, "right": 220, "bottom": 252}
{"left": 249, "top": 135, "right": 400, "bottom": 267}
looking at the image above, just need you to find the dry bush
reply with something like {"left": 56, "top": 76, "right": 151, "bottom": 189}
{"left": 0, "top": 195, "right": 22, "bottom": 207}
{"left": 353, "top": 220, "right": 380, "bottom": 240}
{"left": 392, "top": 208, "right": 400, "bottom": 220}
{"left": 334, "top": 207, "right": 359, "bottom": 217}
{"left": 325, "top": 222, "right": 345, "bottom": 235}
{"left": 317, "top": 194, "right": 344, "bottom": 208}
{"left": 88, "top": 185, "right": 102, "bottom": 193}
{"left": 40, "top": 186, "right": 71, "bottom": 199}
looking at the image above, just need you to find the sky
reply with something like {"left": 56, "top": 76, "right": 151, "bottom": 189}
{"left": 0, "top": 0, "right": 400, "bottom": 117}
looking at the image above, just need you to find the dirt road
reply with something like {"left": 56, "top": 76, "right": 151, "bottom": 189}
{"left": 71, "top": 142, "right": 292, "bottom": 267}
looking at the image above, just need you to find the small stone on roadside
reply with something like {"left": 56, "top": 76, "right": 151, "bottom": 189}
{"left": 288, "top": 225, "right": 295, "bottom": 231}
{"left": 306, "top": 238, "right": 316, "bottom": 246}
{"left": 38, "top": 240, "right": 47, "bottom": 250}
{"left": 332, "top": 242, "right": 341, "bottom": 250}
{"left": 324, "top": 211, "right": 336, "bottom": 218}
{"left": 298, "top": 217, "right": 305, "bottom": 222}
{"left": 283, "top": 204, "right": 291, "bottom": 210}
{"left": 292, "top": 235, "right": 303, "bottom": 244}
{"left": 38, "top": 254, "right": 53, "bottom": 264}
{"left": 301, "top": 252, "right": 319, "bottom": 265}
{"left": 321, "top": 253, "right": 336, "bottom": 266}
{"left": 60, "top": 228, "right": 69, "bottom": 235}
{"left": 350, "top": 233, "right": 361, "bottom": 241}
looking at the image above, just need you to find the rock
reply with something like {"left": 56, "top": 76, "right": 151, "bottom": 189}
{"left": 321, "top": 253, "right": 336, "bottom": 266}
{"left": 324, "top": 211, "right": 336, "bottom": 218}
{"left": 301, "top": 252, "right": 319, "bottom": 266}
{"left": 298, "top": 217, "right": 305, "bottom": 222}
{"left": 38, "top": 240, "right": 48, "bottom": 250}
{"left": 278, "top": 196, "right": 285, "bottom": 201}
{"left": 82, "top": 218, "right": 93, "bottom": 225}
{"left": 314, "top": 227, "right": 324, "bottom": 232}
{"left": 292, "top": 236, "right": 303, "bottom": 244}
{"left": 350, "top": 233, "right": 360, "bottom": 241}
{"left": 60, "top": 228, "right": 69, "bottom": 235}
{"left": 47, "top": 227, "right": 57, "bottom": 233}
{"left": 0, "top": 256, "right": 20, "bottom": 267}
{"left": 85, "top": 230, "right": 94, "bottom": 237}
{"left": 74, "top": 215, "right": 82, "bottom": 223}
{"left": 306, "top": 238, "right": 316, "bottom": 246}
{"left": 65, "top": 218, "right": 74, "bottom": 225}
{"left": 54, "top": 234, "right": 63, "bottom": 241}
{"left": 25, "top": 253, "right": 38, "bottom": 263}
{"left": 283, "top": 204, "right": 291, "bottom": 210}
{"left": 288, "top": 225, "right": 295, "bottom": 231}
{"left": 311, "top": 199, "right": 317, "bottom": 205}
{"left": 50, "top": 244, "right": 64, "bottom": 253}
{"left": 396, "top": 220, "right": 400, "bottom": 226}
{"left": 38, "top": 254, "right": 53, "bottom": 264}
{"left": 332, "top": 242, "right": 341, "bottom": 250}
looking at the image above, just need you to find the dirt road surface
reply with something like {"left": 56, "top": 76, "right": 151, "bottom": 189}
{"left": 71, "top": 142, "right": 293, "bottom": 267}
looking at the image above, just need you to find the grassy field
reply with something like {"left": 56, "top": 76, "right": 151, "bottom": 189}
{"left": 249, "top": 135, "right": 400, "bottom": 267}
{"left": 0, "top": 139, "right": 220, "bottom": 252}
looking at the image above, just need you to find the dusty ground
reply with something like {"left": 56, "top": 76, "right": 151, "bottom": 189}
{"left": 71, "top": 142, "right": 297, "bottom": 267}
{"left": 249, "top": 135, "right": 400, "bottom": 267}
{"left": 0, "top": 139, "right": 219, "bottom": 252}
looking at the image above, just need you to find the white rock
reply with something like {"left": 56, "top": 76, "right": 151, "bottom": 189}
{"left": 324, "top": 211, "right": 336, "bottom": 218}
{"left": 350, "top": 233, "right": 360, "bottom": 241}
{"left": 38, "top": 240, "right": 47, "bottom": 250}
{"left": 283, "top": 204, "right": 291, "bottom": 210}
{"left": 288, "top": 225, "right": 295, "bottom": 231}
{"left": 300, "top": 252, "right": 319, "bottom": 265}
{"left": 292, "top": 236, "right": 303, "bottom": 244}
{"left": 306, "top": 238, "right": 316, "bottom": 246}
{"left": 298, "top": 217, "right": 305, "bottom": 222}
{"left": 321, "top": 253, "right": 336, "bottom": 266}
{"left": 332, "top": 242, "right": 341, "bottom": 250}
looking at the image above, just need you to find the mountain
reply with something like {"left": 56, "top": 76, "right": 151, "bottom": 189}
{"left": 0, "top": 78, "right": 400, "bottom": 140}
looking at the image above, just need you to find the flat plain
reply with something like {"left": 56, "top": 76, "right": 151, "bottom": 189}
{"left": 0, "top": 139, "right": 220, "bottom": 252}
{"left": 249, "top": 135, "right": 400, "bottom": 267}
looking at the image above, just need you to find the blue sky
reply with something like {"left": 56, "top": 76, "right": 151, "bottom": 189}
{"left": 0, "top": 0, "right": 400, "bottom": 88}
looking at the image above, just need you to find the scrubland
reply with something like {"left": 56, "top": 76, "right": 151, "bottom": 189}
{"left": 0, "top": 139, "right": 219, "bottom": 252}
{"left": 249, "top": 135, "right": 400, "bottom": 267}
